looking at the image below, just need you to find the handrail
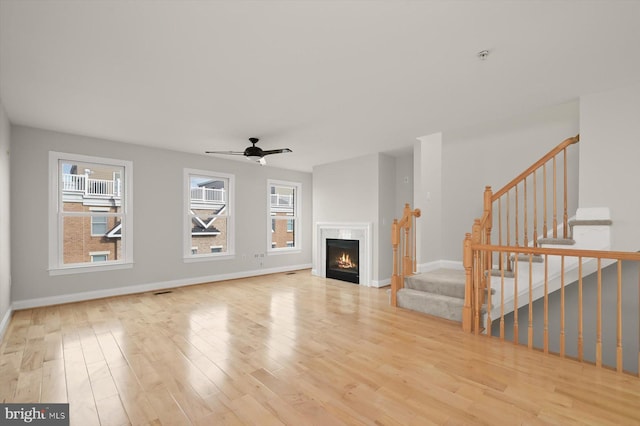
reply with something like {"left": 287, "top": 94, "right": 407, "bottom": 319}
{"left": 492, "top": 135, "right": 579, "bottom": 200}
{"left": 391, "top": 203, "right": 421, "bottom": 306}
{"left": 473, "top": 244, "right": 640, "bottom": 261}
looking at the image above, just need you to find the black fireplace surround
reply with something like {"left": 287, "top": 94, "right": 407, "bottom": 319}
{"left": 326, "top": 238, "right": 359, "bottom": 284}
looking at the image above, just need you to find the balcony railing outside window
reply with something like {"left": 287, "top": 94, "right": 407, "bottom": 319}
{"left": 63, "top": 174, "right": 226, "bottom": 204}
{"left": 271, "top": 193, "right": 293, "bottom": 208}
{"left": 63, "top": 173, "right": 121, "bottom": 197}
{"left": 190, "top": 187, "right": 225, "bottom": 203}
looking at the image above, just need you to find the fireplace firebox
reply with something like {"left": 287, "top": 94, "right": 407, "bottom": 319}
{"left": 326, "top": 238, "right": 359, "bottom": 284}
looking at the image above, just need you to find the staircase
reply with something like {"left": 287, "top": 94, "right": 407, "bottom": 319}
{"left": 396, "top": 269, "right": 466, "bottom": 322}
{"left": 391, "top": 135, "right": 640, "bottom": 375}
{"left": 393, "top": 210, "right": 614, "bottom": 325}
{"left": 486, "top": 207, "right": 614, "bottom": 323}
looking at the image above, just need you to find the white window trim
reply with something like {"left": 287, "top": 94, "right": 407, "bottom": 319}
{"left": 267, "top": 179, "right": 301, "bottom": 255}
{"left": 48, "top": 151, "right": 133, "bottom": 275}
{"left": 90, "top": 250, "right": 110, "bottom": 262}
{"left": 184, "top": 168, "right": 235, "bottom": 262}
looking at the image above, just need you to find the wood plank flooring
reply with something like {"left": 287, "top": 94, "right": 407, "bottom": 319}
{"left": 2, "top": 270, "right": 640, "bottom": 425}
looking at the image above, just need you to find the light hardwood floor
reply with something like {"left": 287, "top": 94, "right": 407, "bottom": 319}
{"left": 2, "top": 271, "right": 640, "bottom": 425}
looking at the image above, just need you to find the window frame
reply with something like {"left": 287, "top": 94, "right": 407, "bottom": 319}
{"left": 267, "top": 179, "right": 301, "bottom": 255}
{"left": 48, "top": 151, "right": 133, "bottom": 275}
{"left": 90, "top": 251, "right": 110, "bottom": 262}
{"left": 184, "top": 168, "right": 235, "bottom": 262}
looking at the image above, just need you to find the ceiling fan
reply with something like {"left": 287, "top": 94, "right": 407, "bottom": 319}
{"left": 205, "top": 137, "right": 292, "bottom": 165}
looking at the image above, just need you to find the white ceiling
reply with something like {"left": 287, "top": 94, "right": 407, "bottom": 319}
{"left": 1, "top": 1, "right": 639, "bottom": 172}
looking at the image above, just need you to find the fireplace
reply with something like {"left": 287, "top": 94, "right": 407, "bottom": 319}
{"left": 326, "top": 238, "right": 359, "bottom": 284}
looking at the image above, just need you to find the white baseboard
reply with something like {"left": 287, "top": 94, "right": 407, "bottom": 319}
{"left": 12, "top": 264, "right": 312, "bottom": 310}
{"left": 0, "top": 306, "right": 13, "bottom": 343}
{"left": 418, "top": 260, "right": 463, "bottom": 273}
{"left": 374, "top": 260, "right": 464, "bottom": 287}
{"left": 371, "top": 278, "right": 391, "bottom": 288}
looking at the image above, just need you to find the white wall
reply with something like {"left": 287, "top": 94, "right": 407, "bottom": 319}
{"left": 0, "top": 100, "right": 11, "bottom": 335}
{"left": 414, "top": 133, "right": 443, "bottom": 266}
{"left": 579, "top": 83, "right": 640, "bottom": 252}
{"left": 439, "top": 101, "right": 580, "bottom": 261}
{"left": 10, "top": 126, "right": 312, "bottom": 306}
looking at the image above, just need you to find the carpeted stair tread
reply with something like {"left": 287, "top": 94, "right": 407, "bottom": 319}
{"left": 404, "top": 269, "right": 466, "bottom": 299}
{"left": 568, "top": 219, "right": 613, "bottom": 227}
{"left": 489, "top": 269, "right": 515, "bottom": 278}
{"left": 397, "top": 288, "right": 464, "bottom": 322}
{"left": 538, "top": 237, "right": 576, "bottom": 245}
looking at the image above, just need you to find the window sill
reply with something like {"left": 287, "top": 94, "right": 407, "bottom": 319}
{"left": 267, "top": 248, "right": 301, "bottom": 256}
{"left": 49, "top": 262, "right": 134, "bottom": 276}
{"left": 184, "top": 253, "right": 235, "bottom": 263}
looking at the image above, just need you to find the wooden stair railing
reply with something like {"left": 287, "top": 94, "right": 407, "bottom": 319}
{"left": 463, "top": 135, "right": 580, "bottom": 332}
{"left": 469, "top": 244, "right": 640, "bottom": 376}
{"left": 462, "top": 134, "right": 640, "bottom": 376}
{"left": 391, "top": 203, "right": 421, "bottom": 306}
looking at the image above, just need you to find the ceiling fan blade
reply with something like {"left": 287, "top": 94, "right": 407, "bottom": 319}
{"left": 261, "top": 148, "right": 292, "bottom": 156}
{"left": 205, "top": 151, "right": 246, "bottom": 155}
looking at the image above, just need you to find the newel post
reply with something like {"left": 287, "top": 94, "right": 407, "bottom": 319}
{"left": 462, "top": 232, "right": 473, "bottom": 332}
{"left": 472, "top": 219, "right": 483, "bottom": 333}
{"left": 391, "top": 218, "right": 400, "bottom": 306}
{"left": 483, "top": 186, "right": 493, "bottom": 275}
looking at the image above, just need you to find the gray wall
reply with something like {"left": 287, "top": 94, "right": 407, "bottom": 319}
{"left": 10, "top": 126, "right": 312, "bottom": 305}
{"left": 579, "top": 83, "right": 640, "bottom": 252}
{"left": 0, "top": 100, "right": 10, "bottom": 333}
{"left": 378, "top": 154, "right": 396, "bottom": 281}
{"left": 312, "top": 152, "right": 412, "bottom": 284}
{"left": 441, "top": 101, "right": 579, "bottom": 261}
{"left": 394, "top": 154, "right": 413, "bottom": 219}
{"left": 312, "top": 154, "right": 379, "bottom": 281}
{"left": 414, "top": 133, "right": 443, "bottom": 265}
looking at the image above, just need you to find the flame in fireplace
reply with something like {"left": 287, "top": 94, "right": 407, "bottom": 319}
{"left": 336, "top": 252, "right": 356, "bottom": 269}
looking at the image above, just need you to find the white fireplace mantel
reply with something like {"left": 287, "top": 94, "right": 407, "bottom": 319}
{"left": 313, "top": 222, "right": 373, "bottom": 287}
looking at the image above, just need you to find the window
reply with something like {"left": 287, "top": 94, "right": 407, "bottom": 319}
{"left": 267, "top": 180, "right": 301, "bottom": 253}
{"left": 90, "top": 251, "right": 110, "bottom": 262}
{"left": 184, "top": 169, "right": 234, "bottom": 261}
{"left": 91, "top": 216, "right": 108, "bottom": 236}
{"left": 49, "top": 152, "right": 133, "bottom": 274}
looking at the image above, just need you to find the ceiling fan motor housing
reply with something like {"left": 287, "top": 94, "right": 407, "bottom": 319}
{"left": 244, "top": 145, "right": 263, "bottom": 158}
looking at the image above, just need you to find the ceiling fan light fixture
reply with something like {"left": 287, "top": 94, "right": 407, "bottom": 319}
{"left": 246, "top": 155, "right": 262, "bottom": 161}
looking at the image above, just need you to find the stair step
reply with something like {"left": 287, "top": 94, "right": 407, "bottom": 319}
{"left": 568, "top": 219, "right": 613, "bottom": 227}
{"left": 510, "top": 254, "right": 544, "bottom": 263}
{"left": 404, "top": 269, "right": 465, "bottom": 299}
{"left": 568, "top": 219, "right": 613, "bottom": 238}
{"left": 489, "top": 269, "right": 515, "bottom": 278}
{"left": 538, "top": 237, "right": 576, "bottom": 245}
{"left": 397, "top": 289, "right": 464, "bottom": 322}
